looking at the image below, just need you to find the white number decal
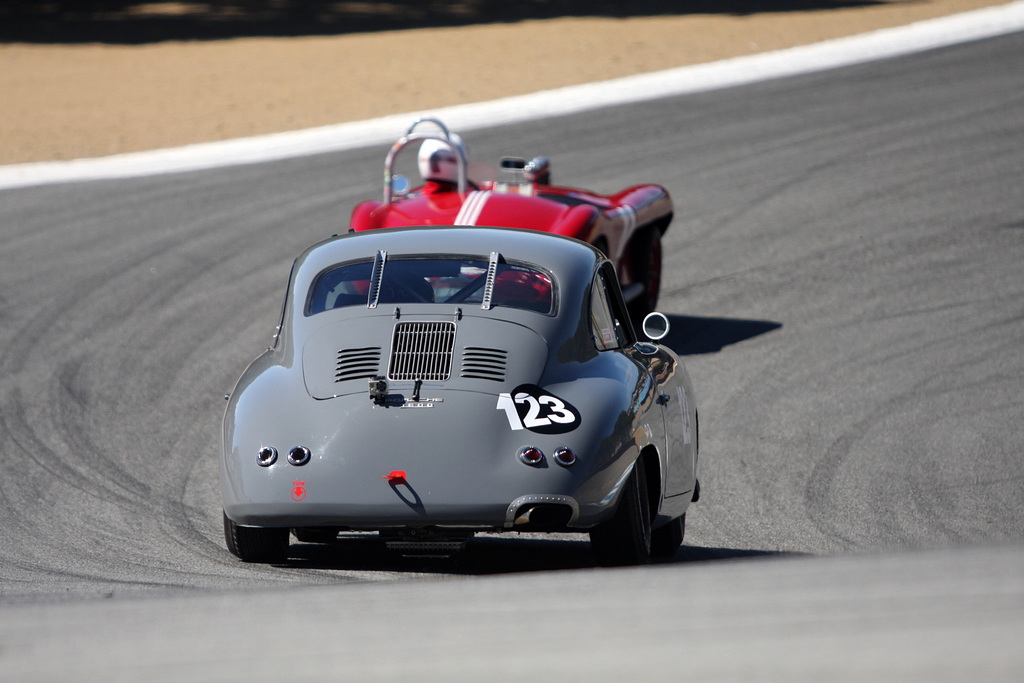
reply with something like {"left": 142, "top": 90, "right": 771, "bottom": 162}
{"left": 496, "top": 385, "right": 580, "bottom": 433}
{"left": 496, "top": 392, "right": 523, "bottom": 430}
{"left": 516, "top": 393, "right": 551, "bottom": 428}
{"left": 541, "top": 395, "right": 575, "bottom": 424}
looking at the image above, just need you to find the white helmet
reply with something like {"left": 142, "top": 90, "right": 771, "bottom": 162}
{"left": 417, "top": 134, "right": 467, "bottom": 184}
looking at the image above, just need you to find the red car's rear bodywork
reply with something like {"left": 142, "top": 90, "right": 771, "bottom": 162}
{"left": 349, "top": 118, "right": 673, "bottom": 318}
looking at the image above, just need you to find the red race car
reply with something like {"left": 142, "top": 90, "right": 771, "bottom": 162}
{"left": 349, "top": 118, "right": 673, "bottom": 319}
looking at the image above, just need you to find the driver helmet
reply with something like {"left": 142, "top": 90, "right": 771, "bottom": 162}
{"left": 418, "top": 134, "right": 467, "bottom": 184}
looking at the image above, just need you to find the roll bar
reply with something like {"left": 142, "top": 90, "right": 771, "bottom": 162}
{"left": 383, "top": 116, "right": 468, "bottom": 204}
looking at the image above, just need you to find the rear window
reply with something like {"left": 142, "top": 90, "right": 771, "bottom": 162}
{"left": 308, "top": 257, "right": 554, "bottom": 315}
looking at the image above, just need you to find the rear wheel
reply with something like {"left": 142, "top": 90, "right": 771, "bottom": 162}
{"left": 590, "top": 458, "right": 652, "bottom": 566}
{"left": 223, "top": 511, "right": 289, "bottom": 563}
{"left": 651, "top": 514, "right": 685, "bottom": 558}
{"left": 627, "top": 228, "right": 663, "bottom": 321}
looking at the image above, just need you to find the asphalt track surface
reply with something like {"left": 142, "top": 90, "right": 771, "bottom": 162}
{"left": 1, "top": 31, "right": 1023, "bottom": 681}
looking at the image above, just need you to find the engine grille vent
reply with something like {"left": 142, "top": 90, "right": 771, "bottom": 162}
{"left": 334, "top": 347, "right": 382, "bottom": 383}
{"left": 460, "top": 347, "right": 508, "bottom": 382}
{"left": 388, "top": 322, "right": 456, "bottom": 381}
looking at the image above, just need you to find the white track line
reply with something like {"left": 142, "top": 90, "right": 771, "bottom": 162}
{"left": 2, "top": 2, "right": 1022, "bottom": 190}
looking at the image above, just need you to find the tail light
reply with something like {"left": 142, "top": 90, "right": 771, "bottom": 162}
{"left": 553, "top": 447, "right": 577, "bottom": 467}
{"left": 288, "top": 446, "right": 311, "bottom": 466}
{"left": 518, "top": 446, "right": 544, "bottom": 466}
{"left": 256, "top": 446, "right": 278, "bottom": 467}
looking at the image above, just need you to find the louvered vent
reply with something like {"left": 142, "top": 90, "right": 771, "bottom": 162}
{"left": 460, "top": 347, "right": 508, "bottom": 382}
{"left": 334, "top": 347, "right": 382, "bottom": 383}
{"left": 388, "top": 322, "right": 456, "bottom": 381}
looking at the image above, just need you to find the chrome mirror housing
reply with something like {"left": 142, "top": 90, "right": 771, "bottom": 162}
{"left": 391, "top": 173, "right": 410, "bottom": 199}
{"left": 641, "top": 311, "right": 670, "bottom": 341}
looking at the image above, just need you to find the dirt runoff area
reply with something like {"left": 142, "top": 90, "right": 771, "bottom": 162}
{"left": 0, "top": 1, "right": 1008, "bottom": 165}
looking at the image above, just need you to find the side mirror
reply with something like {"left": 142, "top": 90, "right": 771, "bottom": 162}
{"left": 392, "top": 174, "right": 410, "bottom": 198}
{"left": 641, "top": 312, "right": 670, "bottom": 341}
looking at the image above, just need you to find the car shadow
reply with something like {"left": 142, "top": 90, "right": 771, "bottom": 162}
{"left": 657, "top": 314, "right": 782, "bottom": 356}
{"left": 276, "top": 533, "right": 798, "bottom": 574}
{"left": 4, "top": 1, "right": 894, "bottom": 44}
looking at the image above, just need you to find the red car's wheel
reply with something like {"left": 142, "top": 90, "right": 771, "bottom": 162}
{"left": 646, "top": 231, "right": 663, "bottom": 310}
{"left": 628, "top": 228, "right": 662, "bottom": 321}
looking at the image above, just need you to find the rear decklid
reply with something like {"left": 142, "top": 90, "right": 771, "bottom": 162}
{"left": 302, "top": 312, "right": 549, "bottom": 400}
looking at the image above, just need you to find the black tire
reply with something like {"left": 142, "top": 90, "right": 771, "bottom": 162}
{"left": 651, "top": 513, "right": 685, "bottom": 559}
{"left": 590, "top": 458, "right": 652, "bottom": 566}
{"left": 627, "top": 228, "right": 663, "bottom": 321}
{"left": 223, "top": 511, "right": 289, "bottom": 563}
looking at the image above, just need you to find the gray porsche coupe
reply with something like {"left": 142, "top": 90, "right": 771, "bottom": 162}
{"left": 221, "top": 226, "right": 699, "bottom": 565}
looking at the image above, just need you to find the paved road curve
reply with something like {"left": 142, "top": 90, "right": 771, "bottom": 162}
{"left": 0, "top": 31, "right": 1022, "bottom": 680}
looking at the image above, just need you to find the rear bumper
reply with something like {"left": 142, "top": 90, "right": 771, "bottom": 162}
{"left": 225, "top": 493, "right": 581, "bottom": 532}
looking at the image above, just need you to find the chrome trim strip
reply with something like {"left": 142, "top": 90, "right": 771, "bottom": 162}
{"left": 367, "top": 249, "right": 387, "bottom": 309}
{"left": 481, "top": 250, "right": 500, "bottom": 310}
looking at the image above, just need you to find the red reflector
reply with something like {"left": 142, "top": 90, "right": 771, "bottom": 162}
{"left": 553, "top": 447, "right": 577, "bottom": 467}
{"left": 519, "top": 447, "right": 544, "bottom": 465}
{"left": 383, "top": 470, "right": 407, "bottom": 484}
